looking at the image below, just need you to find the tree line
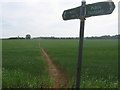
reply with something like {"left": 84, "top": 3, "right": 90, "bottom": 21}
{"left": 34, "top": 35, "right": 120, "bottom": 39}
{"left": 2, "top": 34, "right": 120, "bottom": 40}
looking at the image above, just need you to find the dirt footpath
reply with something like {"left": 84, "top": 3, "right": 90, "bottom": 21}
{"left": 41, "top": 48, "right": 70, "bottom": 88}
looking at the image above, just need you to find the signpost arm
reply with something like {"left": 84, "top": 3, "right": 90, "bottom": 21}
{"left": 76, "top": 0, "right": 86, "bottom": 88}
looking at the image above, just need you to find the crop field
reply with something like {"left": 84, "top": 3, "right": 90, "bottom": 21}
{"left": 2, "top": 39, "right": 118, "bottom": 88}
{"left": 40, "top": 39, "right": 118, "bottom": 88}
{"left": 2, "top": 40, "right": 52, "bottom": 88}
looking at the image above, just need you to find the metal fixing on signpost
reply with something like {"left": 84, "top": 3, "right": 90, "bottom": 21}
{"left": 62, "top": 0, "right": 115, "bottom": 88}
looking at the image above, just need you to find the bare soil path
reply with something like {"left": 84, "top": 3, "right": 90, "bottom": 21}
{"left": 41, "top": 48, "right": 70, "bottom": 88}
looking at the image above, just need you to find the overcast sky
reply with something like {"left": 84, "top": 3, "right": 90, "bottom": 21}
{"left": 0, "top": 0, "right": 118, "bottom": 38}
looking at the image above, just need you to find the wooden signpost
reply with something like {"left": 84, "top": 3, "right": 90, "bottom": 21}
{"left": 62, "top": 0, "right": 115, "bottom": 88}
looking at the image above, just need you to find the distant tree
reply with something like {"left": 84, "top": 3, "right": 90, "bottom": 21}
{"left": 26, "top": 34, "right": 31, "bottom": 39}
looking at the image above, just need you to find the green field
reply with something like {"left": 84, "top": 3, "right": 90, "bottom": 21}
{"left": 2, "top": 40, "right": 52, "bottom": 88}
{"left": 2, "top": 39, "right": 118, "bottom": 88}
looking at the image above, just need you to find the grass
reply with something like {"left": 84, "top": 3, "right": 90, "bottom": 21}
{"left": 40, "top": 39, "right": 118, "bottom": 88}
{"left": 2, "top": 39, "right": 53, "bottom": 88}
{"left": 2, "top": 39, "right": 118, "bottom": 88}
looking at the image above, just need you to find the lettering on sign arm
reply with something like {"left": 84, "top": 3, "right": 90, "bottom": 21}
{"left": 90, "top": 5, "right": 102, "bottom": 10}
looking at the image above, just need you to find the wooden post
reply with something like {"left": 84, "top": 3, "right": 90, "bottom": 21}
{"left": 76, "top": 0, "right": 86, "bottom": 88}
